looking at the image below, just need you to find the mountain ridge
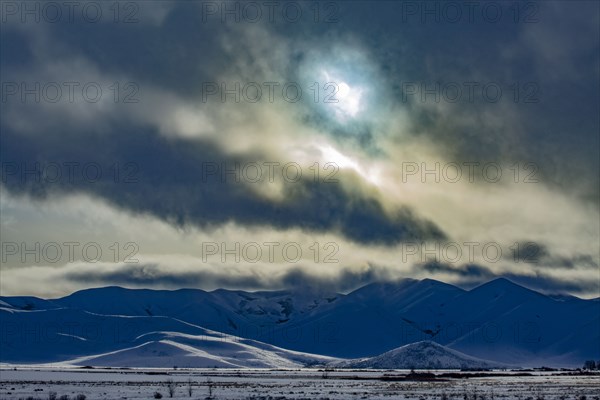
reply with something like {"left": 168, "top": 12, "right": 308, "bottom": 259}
{"left": 1, "top": 277, "right": 598, "bottom": 367}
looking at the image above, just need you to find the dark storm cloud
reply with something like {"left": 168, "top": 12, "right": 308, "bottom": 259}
{"left": 508, "top": 241, "right": 599, "bottom": 269}
{"left": 34, "top": 3, "right": 225, "bottom": 98}
{"left": 1, "top": 0, "right": 598, "bottom": 298}
{"left": 322, "top": 1, "right": 600, "bottom": 201}
{"left": 0, "top": 125, "right": 445, "bottom": 245}
{"left": 62, "top": 262, "right": 387, "bottom": 293}
{"left": 498, "top": 274, "right": 600, "bottom": 295}
{"left": 0, "top": 1, "right": 450, "bottom": 246}
{"left": 3, "top": 1, "right": 597, "bottom": 199}
{"left": 420, "top": 261, "right": 494, "bottom": 279}
{"left": 63, "top": 259, "right": 598, "bottom": 296}
{"left": 279, "top": 262, "right": 388, "bottom": 292}
{"left": 64, "top": 263, "right": 202, "bottom": 287}
{"left": 416, "top": 261, "right": 599, "bottom": 295}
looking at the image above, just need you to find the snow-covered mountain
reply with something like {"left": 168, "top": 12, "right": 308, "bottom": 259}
{"left": 1, "top": 278, "right": 598, "bottom": 367}
{"left": 0, "top": 305, "right": 336, "bottom": 368}
{"left": 67, "top": 330, "right": 337, "bottom": 369}
{"left": 331, "top": 341, "right": 505, "bottom": 370}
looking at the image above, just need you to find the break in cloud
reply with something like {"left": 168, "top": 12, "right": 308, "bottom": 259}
{"left": 0, "top": 1, "right": 598, "bottom": 297}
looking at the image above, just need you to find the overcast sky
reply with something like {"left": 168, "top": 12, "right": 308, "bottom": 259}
{"left": 1, "top": 0, "right": 598, "bottom": 298}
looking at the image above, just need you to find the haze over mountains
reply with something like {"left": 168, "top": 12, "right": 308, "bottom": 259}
{"left": 1, "top": 278, "right": 598, "bottom": 368}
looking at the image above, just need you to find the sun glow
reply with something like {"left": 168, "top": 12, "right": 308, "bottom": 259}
{"left": 335, "top": 81, "right": 363, "bottom": 118}
{"left": 322, "top": 70, "right": 365, "bottom": 121}
{"left": 318, "top": 144, "right": 383, "bottom": 187}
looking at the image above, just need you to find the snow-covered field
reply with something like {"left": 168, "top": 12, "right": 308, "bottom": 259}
{"left": 1, "top": 367, "right": 598, "bottom": 400}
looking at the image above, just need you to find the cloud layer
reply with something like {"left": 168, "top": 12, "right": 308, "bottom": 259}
{"left": 1, "top": 1, "right": 598, "bottom": 297}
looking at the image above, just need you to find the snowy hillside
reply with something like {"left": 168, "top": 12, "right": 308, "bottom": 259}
{"left": 0, "top": 305, "right": 336, "bottom": 368}
{"left": 331, "top": 341, "right": 505, "bottom": 369}
{"left": 1, "top": 278, "right": 598, "bottom": 367}
{"left": 68, "top": 331, "right": 337, "bottom": 368}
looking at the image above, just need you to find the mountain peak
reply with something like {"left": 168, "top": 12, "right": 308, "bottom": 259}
{"left": 488, "top": 277, "right": 516, "bottom": 285}
{"left": 471, "top": 277, "right": 533, "bottom": 293}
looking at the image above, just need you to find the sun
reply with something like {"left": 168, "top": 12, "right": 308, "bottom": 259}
{"left": 321, "top": 70, "right": 365, "bottom": 122}
{"left": 336, "top": 81, "right": 363, "bottom": 118}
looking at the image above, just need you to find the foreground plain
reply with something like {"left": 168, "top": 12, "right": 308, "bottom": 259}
{"left": 1, "top": 368, "right": 599, "bottom": 400}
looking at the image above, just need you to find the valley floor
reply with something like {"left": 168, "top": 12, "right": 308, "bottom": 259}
{"left": 0, "top": 367, "right": 598, "bottom": 400}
